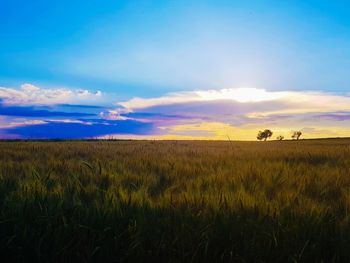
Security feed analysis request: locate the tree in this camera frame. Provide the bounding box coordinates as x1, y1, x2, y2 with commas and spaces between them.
276, 135, 284, 141
257, 129, 273, 141
291, 131, 302, 140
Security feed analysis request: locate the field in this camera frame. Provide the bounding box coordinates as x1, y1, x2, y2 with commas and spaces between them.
1, 139, 350, 262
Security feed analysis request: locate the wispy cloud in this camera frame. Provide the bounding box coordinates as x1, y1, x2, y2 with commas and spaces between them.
0, 118, 47, 129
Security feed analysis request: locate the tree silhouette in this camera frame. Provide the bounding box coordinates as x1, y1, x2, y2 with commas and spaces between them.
276, 135, 284, 141
291, 131, 302, 140
257, 129, 273, 141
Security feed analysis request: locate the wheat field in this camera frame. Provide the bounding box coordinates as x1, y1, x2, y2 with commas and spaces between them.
1, 139, 350, 262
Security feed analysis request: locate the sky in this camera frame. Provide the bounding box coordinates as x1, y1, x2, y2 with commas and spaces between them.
1, 0, 350, 140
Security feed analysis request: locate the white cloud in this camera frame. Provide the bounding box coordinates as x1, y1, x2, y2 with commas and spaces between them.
119, 87, 350, 117
99, 108, 130, 120
0, 83, 103, 106
119, 88, 288, 110
0, 118, 101, 129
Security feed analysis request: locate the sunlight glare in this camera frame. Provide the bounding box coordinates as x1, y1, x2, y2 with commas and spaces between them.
197, 88, 287, 103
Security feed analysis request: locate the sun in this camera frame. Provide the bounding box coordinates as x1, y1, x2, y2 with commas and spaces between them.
197, 87, 287, 103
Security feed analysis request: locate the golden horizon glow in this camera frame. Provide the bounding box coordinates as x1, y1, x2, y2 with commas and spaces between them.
98, 122, 350, 141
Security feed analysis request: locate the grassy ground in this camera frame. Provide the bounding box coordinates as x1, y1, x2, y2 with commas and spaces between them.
1, 139, 350, 262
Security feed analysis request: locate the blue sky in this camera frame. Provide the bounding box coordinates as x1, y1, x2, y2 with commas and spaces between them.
1, 0, 350, 139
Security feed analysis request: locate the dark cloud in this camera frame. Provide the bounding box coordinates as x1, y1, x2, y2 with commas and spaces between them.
121, 112, 200, 122
4, 119, 157, 139
0, 102, 98, 117
316, 112, 350, 121
118, 100, 291, 126
138, 100, 281, 115
133, 99, 289, 117
59, 104, 105, 109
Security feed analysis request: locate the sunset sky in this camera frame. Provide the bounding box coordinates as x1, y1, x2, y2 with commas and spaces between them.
1, 0, 350, 140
